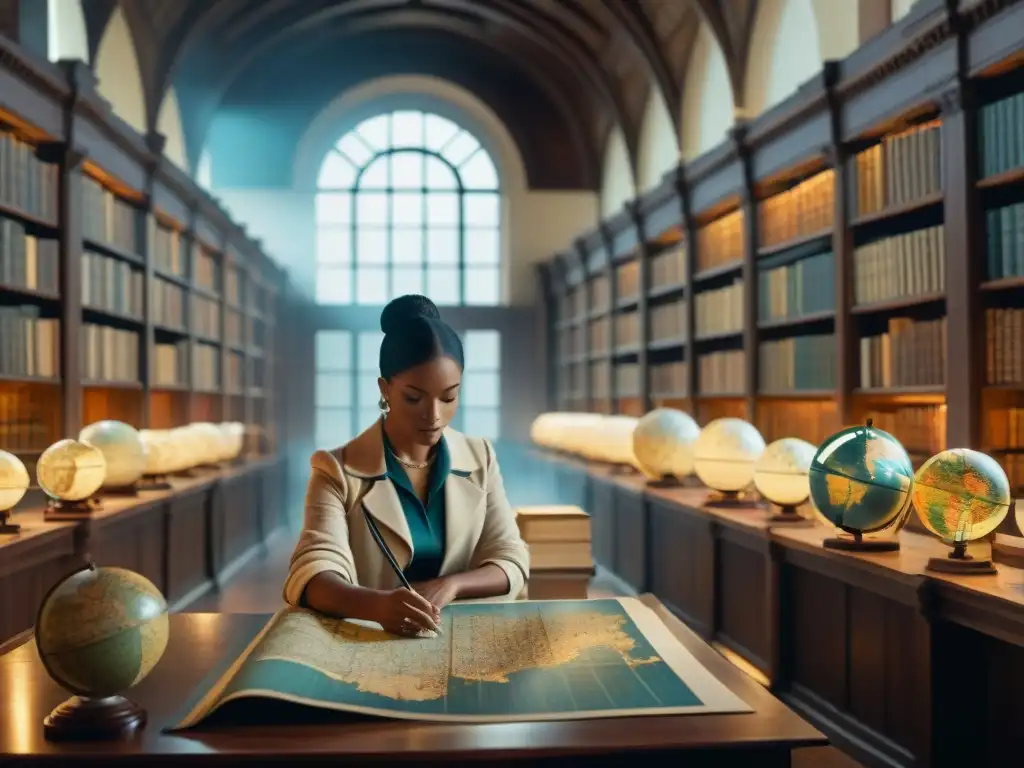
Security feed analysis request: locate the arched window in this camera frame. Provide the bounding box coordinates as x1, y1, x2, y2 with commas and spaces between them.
315, 110, 501, 306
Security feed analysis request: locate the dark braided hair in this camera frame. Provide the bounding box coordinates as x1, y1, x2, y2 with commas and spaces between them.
379, 294, 465, 380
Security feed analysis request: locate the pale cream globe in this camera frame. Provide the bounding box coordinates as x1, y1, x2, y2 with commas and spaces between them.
169, 427, 200, 471
79, 420, 147, 489
0, 450, 30, 512
596, 415, 639, 465
754, 437, 817, 507
139, 430, 176, 476
190, 422, 228, 464
36, 439, 107, 502
632, 409, 701, 481
693, 418, 766, 493
222, 422, 245, 460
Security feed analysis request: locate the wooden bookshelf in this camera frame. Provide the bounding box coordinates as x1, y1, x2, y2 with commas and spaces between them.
538, 1, 1024, 528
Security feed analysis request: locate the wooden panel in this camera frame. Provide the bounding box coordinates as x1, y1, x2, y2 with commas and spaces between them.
165, 488, 212, 605
716, 535, 771, 672
612, 483, 647, 592
646, 498, 714, 636
588, 476, 616, 571
89, 505, 167, 592
221, 472, 259, 567
0, 525, 78, 642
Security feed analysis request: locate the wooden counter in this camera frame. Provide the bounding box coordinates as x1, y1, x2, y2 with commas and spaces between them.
532, 450, 1024, 768
0, 457, 286, 644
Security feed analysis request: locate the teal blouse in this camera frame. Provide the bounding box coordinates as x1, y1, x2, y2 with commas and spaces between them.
382, 429, 449, 582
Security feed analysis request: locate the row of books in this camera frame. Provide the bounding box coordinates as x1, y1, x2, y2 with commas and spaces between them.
986, 308, 1024, 386
998, 454, 1024, 494
758, 251, 835, 322
615, 262, 640, 302
150, 220, 186, 277
565, 362, 584, 395
651, 361, 687, 397
699, 350, 744, 395
589, 317, 609, 352
0, 218, 59, 296
0, 130, 58, 223
225, 265, 242, 308
226, 309, 244, 348
985, 202, 1024, 282
853, 224, 946, 306
696, 209, 744, 273
590, 361, 610, 398
615, 362, 641, 397
81, 324, 138, 383
250, 358, 265, 391
81, 176, 138, 256
858, 316, 947, 389
650, 302, 686, 343
226, 352, 244, 395
989, 408, 1024, 453
759, 334, 836, 392
852, 121, 943, 218
695, 280, 743, 336
861, 405, 946, 457
193, 343, 222, 392
0, 389, 54, 452
0, 307, 59, 379
979, 90, 1024, 179
614, 311, 640, 349
757, 170, 835, 247
755, 400, 839, 446
590, 275, 610, 311
153, 340, 188, 388
195, 246, 221, 295
562, 286, 584, 321
192, 294, 221, 341
650, 246, 685, 287
153, 279, 187, 331
82, 250, 143, 320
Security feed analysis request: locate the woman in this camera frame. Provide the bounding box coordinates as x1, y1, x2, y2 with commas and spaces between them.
284, 294, 529, 636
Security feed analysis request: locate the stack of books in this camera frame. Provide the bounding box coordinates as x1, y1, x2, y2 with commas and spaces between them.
515, 506, 594, 600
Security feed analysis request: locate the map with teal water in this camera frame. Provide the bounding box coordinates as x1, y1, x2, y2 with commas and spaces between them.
172, 598, 750, 726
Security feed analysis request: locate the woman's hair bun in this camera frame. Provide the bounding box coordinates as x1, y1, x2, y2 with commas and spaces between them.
380, 294, 441, 334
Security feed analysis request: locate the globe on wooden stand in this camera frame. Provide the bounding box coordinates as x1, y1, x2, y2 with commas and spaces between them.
912, 448, 1011, 576
808, 420, 914, 553
753, 438, 817, 525
80, 420, 148, 497
693, 418, 766, 509
37, 439, 107, 520
137, 430, 175, 491
0, 449, 31, 534
632, 408, 700, 488
35, 562, 169, 741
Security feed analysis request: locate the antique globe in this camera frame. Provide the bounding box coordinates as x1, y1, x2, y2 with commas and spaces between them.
222, 422, 245, 460
599, 415, 639, 467
808, 420, 914, 551
912, 448, 1011, 574
693, 418, 766, 503
139, 429, 174, 476
36, 439, 107, 503
189, 422, 227, 466
36, 563, 169, 738
169, 426, 201, 471
632, 408, 700, 484
80, 420, 147, 490
0, 449, 30, 532
753, 437, 817, 521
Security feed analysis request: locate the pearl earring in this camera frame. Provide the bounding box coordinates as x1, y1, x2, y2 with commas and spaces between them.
378, 396, 390, 414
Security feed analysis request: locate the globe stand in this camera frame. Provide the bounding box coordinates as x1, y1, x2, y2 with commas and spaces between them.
645, 475, 682, 489
0, 510, 20, 534
44, 695, 146, 742
926, 542, 997, 575
138, 475, 173, 492
44, 497, 103, 521
704, 490, 763, 509
768, 505, 813, 525
823, 530, 899, 552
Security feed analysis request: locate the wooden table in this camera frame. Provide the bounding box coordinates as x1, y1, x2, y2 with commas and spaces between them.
0, 595, 825, 765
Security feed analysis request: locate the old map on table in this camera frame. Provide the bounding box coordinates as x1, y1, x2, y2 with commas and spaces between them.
171, 598, 751, 727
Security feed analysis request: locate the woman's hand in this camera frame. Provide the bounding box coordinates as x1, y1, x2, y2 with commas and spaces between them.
410, 577, 460, 611
372, 588, 441, 636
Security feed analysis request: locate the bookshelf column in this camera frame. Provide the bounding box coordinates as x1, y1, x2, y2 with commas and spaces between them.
940, 79, 984, 448
535, 263, 555, 410
139, 133, 166, 428
183, 205, 199, 418
628, 204, 652, 413
218, 231, 230, 419
572, 241, 592, 410
732, 125, 760, 422
597, 227, 617, 406
675, 171, 698, 400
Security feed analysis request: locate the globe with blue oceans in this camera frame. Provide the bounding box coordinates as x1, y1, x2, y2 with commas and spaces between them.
35, 565, 169, 698
809, 423, 914, 534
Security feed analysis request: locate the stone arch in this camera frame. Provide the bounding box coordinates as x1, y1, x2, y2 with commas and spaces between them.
156, 89, 189, 171
681, 21, 735, 161
744, 0, 824, 117
636, 89, 680, 194
47, 0, 88, 63
891, 0, 917, 22
600, 127, 634, 219
93, 5, 146, 134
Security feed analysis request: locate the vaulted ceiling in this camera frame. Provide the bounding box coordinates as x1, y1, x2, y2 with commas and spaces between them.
81, 0, 760, 187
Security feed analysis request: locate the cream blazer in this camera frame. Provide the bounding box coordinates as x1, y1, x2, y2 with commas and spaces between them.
284, 419, 530, 606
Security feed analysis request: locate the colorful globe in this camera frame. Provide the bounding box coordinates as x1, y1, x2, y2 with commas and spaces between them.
36, 565, 169, 698
80, 420, 147, 489
912, 449, 1011, 544
693, 418, 766, 492
632, 408, 700, 480
36, 439, 107, 502
809, 424, 914, 534
754, 437, 817, 507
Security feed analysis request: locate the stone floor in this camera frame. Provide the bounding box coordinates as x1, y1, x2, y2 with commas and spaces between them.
186, 531, 861, 768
